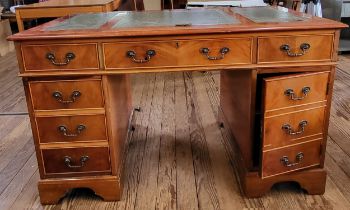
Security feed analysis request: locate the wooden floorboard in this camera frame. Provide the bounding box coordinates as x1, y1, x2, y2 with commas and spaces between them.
0, 52, 349, 209
174, 73, 199, 210
0, 52, 26, 114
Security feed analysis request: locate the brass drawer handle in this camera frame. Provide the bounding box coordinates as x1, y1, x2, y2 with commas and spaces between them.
284, 86, 311, 100
280, 43, 310, 57
46, 52, 75, 66
200, 47, 230, 60
126, 49, 156, 63
64, 155, 89, 168
280, 152, 304, 167
58, 124, 86, 137
282, 120, 308, 135
52, 90, 81, 104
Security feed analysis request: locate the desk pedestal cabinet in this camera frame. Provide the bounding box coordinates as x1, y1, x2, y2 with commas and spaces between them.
9, 8, 346, 204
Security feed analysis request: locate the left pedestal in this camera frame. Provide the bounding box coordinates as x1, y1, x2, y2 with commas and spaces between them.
22, 75, 132, 204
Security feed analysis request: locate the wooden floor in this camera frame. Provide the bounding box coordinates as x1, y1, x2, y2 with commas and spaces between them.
0, 51, 349, 209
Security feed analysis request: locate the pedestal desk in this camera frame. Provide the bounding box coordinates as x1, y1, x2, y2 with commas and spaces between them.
8, 8, 346, 204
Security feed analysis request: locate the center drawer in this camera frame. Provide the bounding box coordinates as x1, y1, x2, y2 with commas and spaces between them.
42, 146, 111, 176
35, 114, 108, 143
103, 38, 252, 69
178, 38, 252, 66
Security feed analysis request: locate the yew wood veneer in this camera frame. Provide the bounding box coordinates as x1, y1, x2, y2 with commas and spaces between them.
8, 7, 347, 204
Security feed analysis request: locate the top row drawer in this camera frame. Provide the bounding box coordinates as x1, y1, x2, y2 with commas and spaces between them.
103, 38, 252, 69
22, 43, 100, 71
21, 38, 253, 71
263, 71, 330, 112
20, 34, 334, 71
258, 34, 333, 63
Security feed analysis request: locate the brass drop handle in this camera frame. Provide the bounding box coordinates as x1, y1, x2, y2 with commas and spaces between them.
284, 87, 311, 100
46, 52, 75, 66
58, 124, 86, 137
52, 90, 81, 104
64, 155, 89, 168
280, 152, 304, 167
126, 49, 156, 63
200, 47, 230, 60
280, 43, 311, 57
282, 120, 308, 135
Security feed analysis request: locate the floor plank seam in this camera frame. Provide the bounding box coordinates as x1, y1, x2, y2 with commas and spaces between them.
8, 169, 40, 210
186, 72, 221, 210
0, 138, 35, 195
133, 73, 158, 209
0, 112, 29, 116
328, 135, 350, 159
182, 72, 202, 210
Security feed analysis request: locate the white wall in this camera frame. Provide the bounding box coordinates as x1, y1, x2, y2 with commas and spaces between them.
143, 0, 162, 10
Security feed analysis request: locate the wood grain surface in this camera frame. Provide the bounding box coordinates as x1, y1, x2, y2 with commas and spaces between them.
29, 79, 104, 111
103, 38, 252, 69
261, 139, 322, 178
258, 34, 334, 63
262, 106, 325, 150
263, 71, 330, 112
35, 114, 108, 143
21, 43, 99, 71
41, 146, 111, 176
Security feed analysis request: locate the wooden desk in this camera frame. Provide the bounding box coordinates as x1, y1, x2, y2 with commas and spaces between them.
8, 7, 346, 204
15, 0, 121, 31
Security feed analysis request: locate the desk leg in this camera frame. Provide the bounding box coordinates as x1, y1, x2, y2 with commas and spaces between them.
103, 74, 132, 175
220, 69, 257, 170
15, 10, 24, 32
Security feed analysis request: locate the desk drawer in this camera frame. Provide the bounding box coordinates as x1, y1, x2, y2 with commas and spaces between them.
103, 38, 252, 69
42, 146, 111, 176
36, 114, 108, 143
258, 34, 333, 63
179, 38, 252, 66
261, 140, 321, 178
29, 79, 104, 111
263, 107, 325, 150
22, 43, 99, 71
103, 41, 177, 69
263, 71, 330, 111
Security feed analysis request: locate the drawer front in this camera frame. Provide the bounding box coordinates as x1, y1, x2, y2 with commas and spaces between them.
261, 140, 321, 178
179, 38, 252, 66
36, 114, 107, 143
263, 107, 325, 150
42, 146, 111, 175
29, 79, 104, 110
103, 41, 177, 69
263, 71, 329, 111
258, 34, 333, 63
103, 38, 252, 69
22, 43, 99, 71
